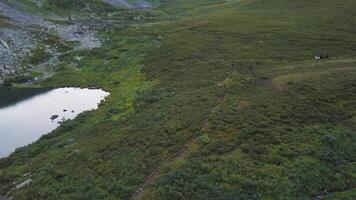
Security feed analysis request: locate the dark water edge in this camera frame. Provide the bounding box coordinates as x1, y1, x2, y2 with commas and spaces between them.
0, 87, 50, 109
0, 87, 109, 158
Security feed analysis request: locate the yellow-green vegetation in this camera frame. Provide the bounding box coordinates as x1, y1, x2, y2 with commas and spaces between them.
1, 0, 356, 199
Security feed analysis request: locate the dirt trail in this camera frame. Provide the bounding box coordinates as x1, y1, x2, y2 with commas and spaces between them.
131, 65, 235, 199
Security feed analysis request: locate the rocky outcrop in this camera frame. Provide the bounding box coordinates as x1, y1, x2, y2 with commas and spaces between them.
0, 27, 36, 76
0, 195, 10, 200
102, 0, 133, 8
102, 0, 154, 9
0, 0, 101, 84
134, 0, 154, 8
0, 0, 101, 49
15, 179, 32, 189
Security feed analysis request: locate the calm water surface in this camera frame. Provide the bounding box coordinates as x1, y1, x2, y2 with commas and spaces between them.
0, 87, 109, 158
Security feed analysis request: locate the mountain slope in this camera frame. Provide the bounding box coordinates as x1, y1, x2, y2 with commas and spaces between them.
103, 0, 158, 8
0, 0, 356, 199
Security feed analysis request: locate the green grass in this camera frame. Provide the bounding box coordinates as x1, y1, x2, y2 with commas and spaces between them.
0, 0, 356, 199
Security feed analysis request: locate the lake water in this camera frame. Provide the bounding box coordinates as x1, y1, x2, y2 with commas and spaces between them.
0, 87, 109, 158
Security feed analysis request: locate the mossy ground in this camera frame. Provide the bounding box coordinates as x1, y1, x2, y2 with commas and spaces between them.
1, 0, 356, 199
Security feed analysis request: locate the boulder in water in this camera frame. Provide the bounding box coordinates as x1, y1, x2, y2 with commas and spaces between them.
50, 115, 59, 120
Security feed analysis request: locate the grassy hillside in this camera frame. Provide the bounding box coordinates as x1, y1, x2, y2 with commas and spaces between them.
1, 0, 356, 199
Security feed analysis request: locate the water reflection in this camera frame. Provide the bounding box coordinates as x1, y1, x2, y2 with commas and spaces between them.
0, 87, 109, 158
0, 87, 49, 109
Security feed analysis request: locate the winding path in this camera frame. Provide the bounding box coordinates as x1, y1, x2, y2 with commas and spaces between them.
131, 61, 236, 199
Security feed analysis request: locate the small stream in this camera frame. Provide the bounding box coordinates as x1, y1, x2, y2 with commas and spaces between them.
0, 87, 109, 158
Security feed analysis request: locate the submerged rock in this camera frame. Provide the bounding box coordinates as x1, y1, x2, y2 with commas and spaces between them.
50, 115, 59, 120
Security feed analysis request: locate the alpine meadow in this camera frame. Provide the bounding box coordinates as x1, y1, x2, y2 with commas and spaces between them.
0, 0, 355, 200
